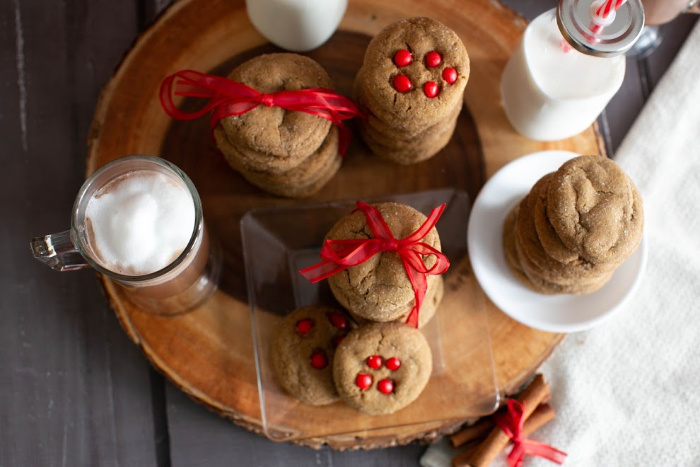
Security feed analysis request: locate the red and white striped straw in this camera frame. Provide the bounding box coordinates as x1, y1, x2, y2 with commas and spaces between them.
595, 0, 627, 19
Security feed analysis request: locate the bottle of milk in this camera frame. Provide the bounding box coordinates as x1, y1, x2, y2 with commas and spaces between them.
501, 0, 644, 141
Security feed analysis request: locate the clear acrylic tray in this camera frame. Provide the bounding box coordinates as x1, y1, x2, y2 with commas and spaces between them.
241, 189, 498, 442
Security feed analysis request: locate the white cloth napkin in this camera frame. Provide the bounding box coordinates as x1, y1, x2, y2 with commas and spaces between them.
422, 21, 700, 467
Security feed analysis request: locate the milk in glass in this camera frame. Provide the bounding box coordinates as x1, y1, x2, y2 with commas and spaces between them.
500, 0, 643, 141
501, 10, 625, 141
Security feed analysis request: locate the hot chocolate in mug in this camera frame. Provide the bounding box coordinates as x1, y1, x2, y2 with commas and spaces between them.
30, 155, 222, 315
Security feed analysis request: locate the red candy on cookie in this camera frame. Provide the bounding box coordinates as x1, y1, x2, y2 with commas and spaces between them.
385, 357, 401, 371
295, 318, 314, 335
332, 335, 345, 347
423, 81, 439, 98
310, 350, 329, 369
425, 51, 442, 68
442, 67, 458, 84
366, 355, 383, 369
393, 74, 413, 92
328, 311, 348, 330
377, 379, 394, 394
356, 373, 373, 390
393, 49, 413, 67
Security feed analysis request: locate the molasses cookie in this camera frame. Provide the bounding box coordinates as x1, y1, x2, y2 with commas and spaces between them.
359, 106, 460, 164
532, 176, 580, 264
215, 53, 333, 171
546, 155, 644, 265
503, 155, 644, 295
271, 305, 353, 406
346, 275, 444, 328
354, 17, 469, 163
220, 126, 341, 198
516, 174, 617, 285
515, 236, 614, 295
325, 202, 444, 323
505, 195, 610, 295
355, 18, 469, 129
333, 322, 432, 415
503, 204, 533, 290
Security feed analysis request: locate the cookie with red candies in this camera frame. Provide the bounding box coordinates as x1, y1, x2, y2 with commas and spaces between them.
333, 322, 432, 415
353, 17, 469, 163
271, 305, 353, 405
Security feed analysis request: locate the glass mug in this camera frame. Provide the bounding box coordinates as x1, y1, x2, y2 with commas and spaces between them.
627, 0, 700, 58
30, 155, 222, 315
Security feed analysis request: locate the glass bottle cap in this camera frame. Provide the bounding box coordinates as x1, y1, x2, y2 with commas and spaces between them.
557, 0, 644, 57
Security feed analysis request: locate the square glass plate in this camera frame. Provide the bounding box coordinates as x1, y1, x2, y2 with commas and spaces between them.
241, 189, 498, 442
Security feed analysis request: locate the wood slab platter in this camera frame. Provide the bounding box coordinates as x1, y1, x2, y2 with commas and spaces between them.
87, 0, 603, 450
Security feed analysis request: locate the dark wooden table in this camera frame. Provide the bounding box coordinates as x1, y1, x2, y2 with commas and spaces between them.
3, 1, 696, 465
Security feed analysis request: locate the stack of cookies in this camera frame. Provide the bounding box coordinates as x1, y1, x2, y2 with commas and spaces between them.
504, 155, 644, 294
272, 202, 445, 415
325, 202, 444, 328
353, 17, 470, 164
213, 53, 341, 198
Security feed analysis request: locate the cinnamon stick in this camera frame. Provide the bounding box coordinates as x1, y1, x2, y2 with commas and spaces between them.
449, 417, 494, 448
453, 374, 551, 467
522, 403, 556, 433
452, 403, 555, 467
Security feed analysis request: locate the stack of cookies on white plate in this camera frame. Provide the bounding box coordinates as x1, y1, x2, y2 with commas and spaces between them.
504, 155, 644, 294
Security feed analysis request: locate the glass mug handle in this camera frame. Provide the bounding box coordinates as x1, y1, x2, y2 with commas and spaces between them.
30, 230, 90, 271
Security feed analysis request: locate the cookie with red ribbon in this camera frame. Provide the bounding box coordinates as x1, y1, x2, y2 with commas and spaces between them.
271, 305, 353, 406
305, 201, 448, 325
159, 54, 363, 198
216, 53, 334, 171
333, 322, 432, 415
353, 17, 469, 163
346, 275, 444, 329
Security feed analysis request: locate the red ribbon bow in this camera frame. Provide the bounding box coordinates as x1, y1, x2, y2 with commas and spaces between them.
159, 69, 364, 155
494, 399, 568, 467
299, 201, 450, 328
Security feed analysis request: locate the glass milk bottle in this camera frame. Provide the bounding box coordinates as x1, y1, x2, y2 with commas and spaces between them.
246, 0, 347, 52
501, 0, 644, 141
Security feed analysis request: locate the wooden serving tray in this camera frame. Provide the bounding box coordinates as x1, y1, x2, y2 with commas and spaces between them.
87, 0, 602, 450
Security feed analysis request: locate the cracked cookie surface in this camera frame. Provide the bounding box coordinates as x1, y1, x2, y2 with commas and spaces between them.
546, 155, 644, 265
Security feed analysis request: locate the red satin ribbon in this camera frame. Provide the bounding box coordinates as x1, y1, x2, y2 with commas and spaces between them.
159, 69, 364, 155
494, 399, 568, 467
299, 201, 450, 328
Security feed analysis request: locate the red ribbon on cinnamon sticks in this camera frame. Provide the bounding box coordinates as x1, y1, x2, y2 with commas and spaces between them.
299, 201, 450, 328
494, 399, 568, 467
159, 69, 364, 155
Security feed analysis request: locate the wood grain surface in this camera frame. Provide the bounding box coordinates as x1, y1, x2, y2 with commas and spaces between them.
2, 0, 696, 464
86, 0, 599, 449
